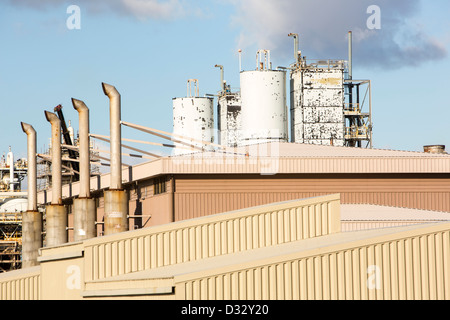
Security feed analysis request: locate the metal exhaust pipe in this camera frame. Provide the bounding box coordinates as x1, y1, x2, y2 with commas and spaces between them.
348, 31, 352, 80
44, 111, 67, 246
7, 147, 14, 191
72, 98, 96, 241
102, 83, 128, 235
102, 83, 122, 190
71, 99, 90, 198
44, 111, 62, 204
215, 64, 224, 93
21, 123, 37, 211
288, 33, 299, 65
21, 122, 42, 267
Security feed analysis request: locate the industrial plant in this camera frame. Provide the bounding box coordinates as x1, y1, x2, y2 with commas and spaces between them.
0, 32, 449, 300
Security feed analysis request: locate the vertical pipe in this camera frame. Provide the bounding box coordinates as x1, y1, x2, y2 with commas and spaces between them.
21, 122, 42, 267
72, 98, 96, 241
170, 176, 175, 222
102, 83, 122, 190
356, 83, 361, 147
215, 65, 224, 93
238, 49, 242, 72
288, 33, 299, 65
71, 99, 90, 198
102, 82, 128, 235
21, 124, 37, 211
54, 104, 79, 178
44, 111, 62, 204
44, 111, 67, 246
7, 147, 14, 191
348, 31, 352, 80
347, 31, 355, 146
369, 80, 373, 149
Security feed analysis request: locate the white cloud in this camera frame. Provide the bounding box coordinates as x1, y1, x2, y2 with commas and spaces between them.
227, 0, 447, 69
121, 0, 185, 20
7, 0, 187, 21
8, 0, 447, 68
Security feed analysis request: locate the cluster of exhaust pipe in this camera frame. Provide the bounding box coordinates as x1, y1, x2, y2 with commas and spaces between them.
20, 83, 128, 268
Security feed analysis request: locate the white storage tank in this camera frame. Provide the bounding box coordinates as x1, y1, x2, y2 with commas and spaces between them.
240, 50, 288, 146
172, 79, 214, 155
0, 198, 27, 213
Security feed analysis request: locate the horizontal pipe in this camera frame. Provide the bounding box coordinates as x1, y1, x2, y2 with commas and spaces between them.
55, 148, 131, 167
121, 121, 247, 156
121, 121, 220, 150
90, 134, 161, 158
37, 152, 98, 167
90, 133, 191, 150
94, 149, 155, 160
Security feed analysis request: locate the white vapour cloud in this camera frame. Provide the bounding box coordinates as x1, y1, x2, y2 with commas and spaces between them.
227, 0, 447, 69
8, 0, 447, 68
7, 0, 186, 20
120, 0, 185, 20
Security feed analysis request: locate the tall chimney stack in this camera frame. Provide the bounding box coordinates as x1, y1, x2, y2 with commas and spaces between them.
72, 99, 97, 241
102, 83, 128, 235
44, 111, 67, 246
21, 122, 42, 267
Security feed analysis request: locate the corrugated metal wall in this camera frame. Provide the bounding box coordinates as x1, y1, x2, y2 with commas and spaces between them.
84, 195, 340, 281
0, 267, 40, 300
177, 228, 450, 300
176, 192, 450, 220
163, 156, 450, 175
174, 176, 450, 220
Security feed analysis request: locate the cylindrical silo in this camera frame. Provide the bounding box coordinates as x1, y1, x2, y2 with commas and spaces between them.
172, 80, 214, 155
290, 67, 303, 143
239, 51, 288, 145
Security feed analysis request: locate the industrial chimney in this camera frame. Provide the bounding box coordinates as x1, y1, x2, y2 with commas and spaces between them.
21, 122, 42, 268
44, 111, 68, 246
72, 98, 96, 241
102, 83, 128, 235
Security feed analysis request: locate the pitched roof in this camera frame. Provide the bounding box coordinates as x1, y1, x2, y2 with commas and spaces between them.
38, 142, 450, 203
341, 204, 450, 221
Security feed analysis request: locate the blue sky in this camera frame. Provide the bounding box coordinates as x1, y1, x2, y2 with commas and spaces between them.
1, 0, 449, 163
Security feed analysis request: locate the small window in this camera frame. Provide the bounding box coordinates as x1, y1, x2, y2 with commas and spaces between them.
153, 177, 167, 195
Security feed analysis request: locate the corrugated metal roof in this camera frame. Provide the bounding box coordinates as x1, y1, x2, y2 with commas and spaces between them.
341, 204, 450, 221
272, 142, 449, 158
38, 141, 450, 203
170, 142, 450, 158
83, 222, 449, 283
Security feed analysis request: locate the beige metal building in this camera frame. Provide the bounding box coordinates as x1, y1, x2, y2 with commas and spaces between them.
0, 193, 449, 300
1, 141, 450, 300
34, 141, 450, 241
